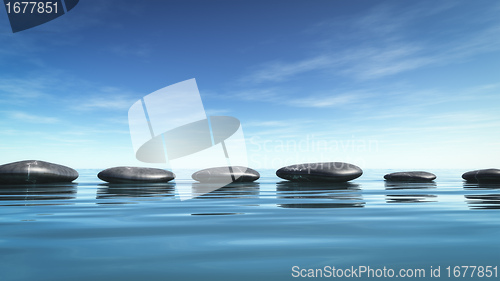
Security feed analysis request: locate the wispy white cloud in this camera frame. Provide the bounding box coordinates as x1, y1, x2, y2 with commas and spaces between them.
0, 76, 54, 102
0, 72, 141, 112
75, 95, 136, 111
376, 121, 500, 138
343, 83, 500, 125
286, 92, 364, 108
204, 108, 232, 116
243, 119, 316, 139
351, 1, 457, 38
240, 2, 500, 83
242, 55, 338, 83
42, 135, 95, 145
247, 127, 302, 139
4, 111, 60, 124
340, 44, 433, 80
70, 87, 139, 111
110, 44, 152, 58
231, 87, 283, 102
244, 120, 293, 127
424, 112, 500, 124
60, 127, 130, 136
243, 27, 500, 83
240, 82, 500, 144
213, 86, 365, 109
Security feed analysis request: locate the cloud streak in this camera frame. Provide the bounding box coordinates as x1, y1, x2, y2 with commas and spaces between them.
5, 111, 60, 124
286, 92, 364, 108
74, 94, 137, 111
0, 76, 53, 102
214, 87, 365, 109
240, 2, 500, 83
242, 55, 339, 84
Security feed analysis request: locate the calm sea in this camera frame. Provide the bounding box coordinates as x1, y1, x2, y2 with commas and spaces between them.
1, 169, 499, 281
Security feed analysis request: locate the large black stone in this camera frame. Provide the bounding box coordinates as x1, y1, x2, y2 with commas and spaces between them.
384, 171, 436, 182
462, 169, 500, 183
276, 162, 362, 182
192, 166, 260, 183
98, 167, 175, 183
0, 160, 78, 185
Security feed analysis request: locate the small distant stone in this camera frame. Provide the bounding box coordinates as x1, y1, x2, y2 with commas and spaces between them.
384, 171, 436, 182
0, 160, 78, 185
276, 162, 362, 182
462, 169, 500, 183
192, 166, 260, 183
98, 167, 175, 183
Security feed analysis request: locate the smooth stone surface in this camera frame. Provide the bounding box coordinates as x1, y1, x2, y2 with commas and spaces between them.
384, 171, 436, 182
276, 162, 362, 182
462, 169, 500, 183
0, 160, 79, 185
98, 167, 175, 183
192, 166, 260, 183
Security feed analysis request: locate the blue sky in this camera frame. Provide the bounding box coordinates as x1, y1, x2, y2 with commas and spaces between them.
0, 0, 499, 170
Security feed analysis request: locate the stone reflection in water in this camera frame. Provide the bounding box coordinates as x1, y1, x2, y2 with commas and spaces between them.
191, 212, 244, 216
0, 183, 77, 206
191, 182, 260, 199
276, 181, 364, 208
187, 183, 259, 216
385, 181, 437, 190
463, 182, 500, 210
385, 181, 437, 203
97, 183, 175, 201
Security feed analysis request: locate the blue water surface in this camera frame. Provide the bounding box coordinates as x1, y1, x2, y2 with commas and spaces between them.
0, 169, 499, 281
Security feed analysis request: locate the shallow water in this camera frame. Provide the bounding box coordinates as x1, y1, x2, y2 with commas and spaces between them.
1, 169, 499, 281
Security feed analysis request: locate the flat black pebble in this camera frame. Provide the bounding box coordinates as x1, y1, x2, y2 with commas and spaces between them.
98, 167, 175, 183
276, 162, 362, 182
192, 166, 260, 183
384, 171, 436, 182
462, 169, 500, 183
0, 160, 78, 185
